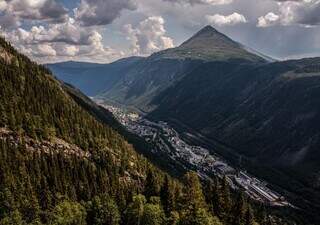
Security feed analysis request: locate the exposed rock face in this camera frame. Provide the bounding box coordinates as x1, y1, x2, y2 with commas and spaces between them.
0, 127, 91, 159
0, 46, 13, 64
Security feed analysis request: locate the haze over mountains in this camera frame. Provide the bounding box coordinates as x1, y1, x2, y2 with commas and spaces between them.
48, 26, 266, 112
48, 25, 320, 216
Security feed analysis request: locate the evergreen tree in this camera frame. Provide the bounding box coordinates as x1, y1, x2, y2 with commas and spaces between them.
144, 169, 160, 199
141, 201, 165, 225
231, 194, 247, 225
180, 172, 223, 225
86, 195, 120, 225
167, 211, 180, 225
219, 177, 232, 222
160, 175, 175, 215
125, 195, 146, 225
183, 172, 206, 209
0, 210, 26, 225
50, 200, 86, 225
245, 205, 258, 225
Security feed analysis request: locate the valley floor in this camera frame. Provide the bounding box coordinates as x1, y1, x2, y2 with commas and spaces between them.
98, 103, 291, 208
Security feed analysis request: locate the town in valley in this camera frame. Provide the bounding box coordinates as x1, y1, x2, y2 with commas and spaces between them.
97, 101, 291, 208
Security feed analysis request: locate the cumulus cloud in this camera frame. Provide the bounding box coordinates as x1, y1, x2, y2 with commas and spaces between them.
62, 45, 79, 57
257, 12, 280, 27
74, 0, 137, 27
36, 44, 57, 57
0, 1, 7, 11
163, 0, 233, 6
2, 17, 124, 63
206, 13, 247, 26
0, 0, 68, 29
258, 0, 320, 27
13, 18, 101, 46
123, 16, 174, 55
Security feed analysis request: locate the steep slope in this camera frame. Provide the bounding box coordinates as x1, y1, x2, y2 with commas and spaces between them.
150, 58, 320, 210
0, 36, 165, 223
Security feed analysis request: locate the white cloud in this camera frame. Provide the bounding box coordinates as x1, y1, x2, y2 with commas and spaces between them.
0, 0, 68, 28
1, 17, 124, 63
206, 13, 247, 26
0, 0, 7, 11
8, 18, 94, 46
257, 12, 280, 27
37, 43, 57, 57
75, 0, 137, 26
124, 16, 174, 55
258, 0, 320, 27
63, 45, 79, 57
163, 0, 233, 6
200, 0, 233, 4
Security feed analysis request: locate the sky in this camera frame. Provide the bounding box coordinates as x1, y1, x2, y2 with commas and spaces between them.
0, 0, 320, 63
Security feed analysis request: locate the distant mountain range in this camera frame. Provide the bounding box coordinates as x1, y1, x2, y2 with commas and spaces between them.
48, 25, 320, 214
48, 26, 266, 112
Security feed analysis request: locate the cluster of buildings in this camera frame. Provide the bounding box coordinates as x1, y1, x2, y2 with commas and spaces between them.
99, 103, 291, 207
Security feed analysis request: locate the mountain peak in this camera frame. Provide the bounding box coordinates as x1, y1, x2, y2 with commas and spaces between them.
180, 25, 237, 49
154, 25, 266, 62
193, 25, 219, 36
149, 26, 267, 62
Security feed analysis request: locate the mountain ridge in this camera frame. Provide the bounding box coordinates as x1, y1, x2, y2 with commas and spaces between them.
48, 25, 267, 112
150, 25, 266, 62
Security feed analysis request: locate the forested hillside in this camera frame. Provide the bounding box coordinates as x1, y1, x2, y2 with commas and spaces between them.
150, 59, 320, 217
0, 37, 285, 225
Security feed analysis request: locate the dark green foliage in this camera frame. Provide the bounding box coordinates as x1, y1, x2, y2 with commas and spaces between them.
125, 195, 146, 225
86, 195, 120, 225
0, 210, 26, 225
160, 175, 176, 215
179, 172, 219, 225
144, 169, 160, 199
50, 200, 87, 225
141, 199, 166, 225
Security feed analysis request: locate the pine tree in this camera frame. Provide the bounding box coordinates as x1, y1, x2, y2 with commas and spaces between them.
219, 176, 232, 222
167, 211, 180, 225
245, 205, 258, 225
86, 194, 120, 225
0, 210, 26, 225
160, 175, 175, 215
141, 201, 166, 225
183, 172, 206, 209
50, 200, 87, 225
125, 195, 146, 225
144, 169, 160, 199
230, 193, 247, 225
180, 172, 223, 225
